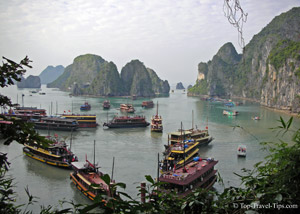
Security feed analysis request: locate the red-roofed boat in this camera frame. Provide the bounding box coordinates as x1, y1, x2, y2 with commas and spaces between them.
159, 157, 218, 197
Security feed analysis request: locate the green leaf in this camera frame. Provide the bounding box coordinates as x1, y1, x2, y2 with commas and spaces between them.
275, 193, 282, 201
145, 175, 154, 184
101, 174, 111, 185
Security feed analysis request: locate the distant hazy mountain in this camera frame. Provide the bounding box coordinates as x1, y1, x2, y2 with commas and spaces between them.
17, 75, 41, 88
39, 65, 64, 84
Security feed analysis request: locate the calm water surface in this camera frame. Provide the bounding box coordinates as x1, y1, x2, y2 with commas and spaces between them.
0, 85, 299, 211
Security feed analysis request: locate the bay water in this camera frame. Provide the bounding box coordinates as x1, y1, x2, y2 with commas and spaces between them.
0, 85, 299, 212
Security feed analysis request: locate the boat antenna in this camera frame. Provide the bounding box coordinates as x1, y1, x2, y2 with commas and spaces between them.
192, 110, 194, 130
70, 129, 73, 151
93, 140, 96, 171
157, 153, 160, 182
51, 101, 53, 116
182, 122, 186, 170
111, 156, 115, 181
56, 101, 58, 116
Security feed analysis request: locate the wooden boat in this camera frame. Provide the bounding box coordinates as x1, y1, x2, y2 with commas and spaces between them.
167, 128, 213, 148
103, 115, 150, 128
70, 141, 116, 201
80, 102, 91, 111
5, 106, 47, 122
223, 110, 238, 116
151, 102, 162, 132
61, 114, 98, 128
141, 101, 154, 108
120, 104, 135, 113
23, 136, 78, 168
103, 100, 110, 110
159, 157, 218, 197
162, 139, 200, 170
33, 117, 79, 131
237, 145, 246, 157
252, 116, 260, 120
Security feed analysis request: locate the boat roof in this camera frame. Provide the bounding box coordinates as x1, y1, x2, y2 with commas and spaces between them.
168, 130, 192, 136
71, 162, 88, 170
160, 159, 218, 186
41, 117, 77, 122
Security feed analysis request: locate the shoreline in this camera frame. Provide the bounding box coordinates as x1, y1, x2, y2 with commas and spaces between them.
188, 94, 299, 117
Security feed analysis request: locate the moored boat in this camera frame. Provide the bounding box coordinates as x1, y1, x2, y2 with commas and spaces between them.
23, 136, 78, 168
223, 110, 238, 116
70, 160, 114, 201
33, 117, 79, 131
159, 157, 218, 197
120, 104, 135, 113
61, 114, 98, 128
142, 101, 154, 108
252, 116, 260, 120
70, 141, 116, 201
103, 115, 150, 128
103, 100, 111, 110
237, 145, 246, 157
80, 102, 91, 111
151, 101, 163, 132
162, 139, 200, 170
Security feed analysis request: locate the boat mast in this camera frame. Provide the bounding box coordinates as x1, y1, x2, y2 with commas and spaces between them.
181, 122, 186, 169
192, 110, 194, 130
70, 129, 73, 151
93, 140, 96, 171
156, 101, 158, 116
157, 153, 160, 182
111, 156, 115, 181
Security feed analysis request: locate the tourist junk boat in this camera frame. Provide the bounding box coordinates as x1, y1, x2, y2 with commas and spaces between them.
5, 106, 47, 122
158, 157, 218, 197
237, 145, 247, 157
70, 141, 116, 201
151, 102, 163, 132
103, 115, 150, 128
33, 117, 79, 131
162, 136, 201, 170
141, 101, 154, 108
61, 114, 98, 128
103, 100, 111, 110
120, 104, 135, 113
23, 136, 78, 168
80, 102, 91, 111
223, 110, 238, 116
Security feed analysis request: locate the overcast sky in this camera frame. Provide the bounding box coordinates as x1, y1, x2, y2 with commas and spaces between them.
1, 0, 299, 86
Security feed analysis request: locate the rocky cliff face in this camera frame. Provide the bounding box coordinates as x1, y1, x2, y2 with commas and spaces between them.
39, 65, 64, 84
121, 60, 154, 97
147, 68, 170, 95
189, 7, 300, 113
17, 75, 41, 88
47, 55, 169, 97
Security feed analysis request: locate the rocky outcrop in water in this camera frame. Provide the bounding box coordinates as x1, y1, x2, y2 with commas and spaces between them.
176, 82, 185, 90
17, 75, 41, 88
188, 7, 300, 113
47, 54, 169, 97
39, 65, 64, 84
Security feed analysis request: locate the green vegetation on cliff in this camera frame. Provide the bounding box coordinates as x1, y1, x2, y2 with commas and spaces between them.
190, 7, 300, 113
47, 55, 169, 97
188, 80, 208, 95
268, 39, 300, 70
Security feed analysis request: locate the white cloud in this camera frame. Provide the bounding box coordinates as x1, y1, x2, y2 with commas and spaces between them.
0, 0, 299, 85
